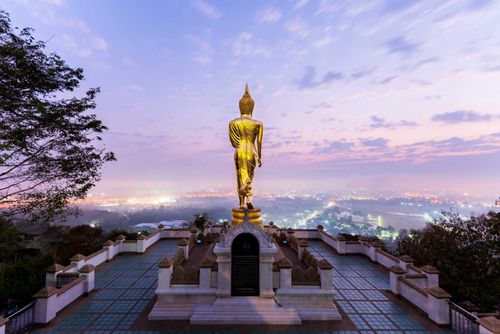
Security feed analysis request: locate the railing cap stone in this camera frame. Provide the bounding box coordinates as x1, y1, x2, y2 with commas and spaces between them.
115, 235, 126, 241
200, 257, 213, 268
46, 263, 64, 273
178, 239, 188, 246
158, 258, 171, 268
278, 258, 292, 269
420, 265, 440, 274
427, 286, 451, 299
70, 254, 85, 261
399, 255, 415, 262
389, 265, 406, 274
102, 240, 114, 246
137, 234, 146, 240
318, 259, 333, 270
79, 264, 95, 273
0, 316, 7, 326
33, 286, 57, 298
478, 316, 500, 333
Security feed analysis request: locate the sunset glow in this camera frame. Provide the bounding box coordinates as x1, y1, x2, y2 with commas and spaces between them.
3, 0, 500, 199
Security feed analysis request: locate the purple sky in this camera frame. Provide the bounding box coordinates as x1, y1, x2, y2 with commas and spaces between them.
3, 0, 500, 198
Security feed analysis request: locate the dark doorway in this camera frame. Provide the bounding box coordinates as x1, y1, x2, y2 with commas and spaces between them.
231, 233, 259, 296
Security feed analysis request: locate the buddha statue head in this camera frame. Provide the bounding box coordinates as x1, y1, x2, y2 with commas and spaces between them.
239, 83, 255, 116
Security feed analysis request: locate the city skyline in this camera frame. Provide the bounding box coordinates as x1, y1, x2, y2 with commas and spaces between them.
3, 0, 500, 198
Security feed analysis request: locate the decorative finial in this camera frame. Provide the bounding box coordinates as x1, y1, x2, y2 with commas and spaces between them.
239, 83, 255, 115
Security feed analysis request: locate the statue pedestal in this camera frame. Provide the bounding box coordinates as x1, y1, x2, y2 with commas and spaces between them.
231, 208, 262, 225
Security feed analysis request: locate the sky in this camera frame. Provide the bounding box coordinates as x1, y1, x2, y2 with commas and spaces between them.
2, 0, 500, 199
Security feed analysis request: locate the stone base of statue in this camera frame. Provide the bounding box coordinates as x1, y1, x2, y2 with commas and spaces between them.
149, 218, 341, 324
231, 208, 262, 225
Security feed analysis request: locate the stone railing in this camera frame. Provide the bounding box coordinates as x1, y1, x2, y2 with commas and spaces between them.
34, 227, 169, 324
314, 226, 452, 325
389, 264, 451, 325
32, 224, 455, 327
34, 264, 95, 324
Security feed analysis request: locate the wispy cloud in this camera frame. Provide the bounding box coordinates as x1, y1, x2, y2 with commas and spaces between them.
257, 7, 282, 23
385, 37, 420, 55
431, 110, 494, 124
369, 116, 418, 129
186, 33, 214, 64
230, 32, 272, 58
350, 68, 375, 80
190, 0, 221, 19
284, 17, 310, 38
373, 75, 399, 85
297, 66, 343, 89
361, 137, 389, 148
310, 132, 500, 166
294, 0, 309, 10
314, 140, 353, 154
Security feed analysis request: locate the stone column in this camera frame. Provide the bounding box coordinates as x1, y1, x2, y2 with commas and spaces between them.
69, 254, 85, 270
45, 263, 64, 287
278, 258, 292, 290
158, 258, 172, 290
319, 259, 333, 290
33, 286, 58, 324
478, 316, 500, 334
114, 235, 126, 253
259, 252, 275, 298
178, 239, 189, 261
136, 234, 146, 253
298, 239, 309, 260
336, 236, 346, 254
427, 287, 451, 325
199, 258, 212, 290
215, 253, 231, 297
420, 265, 439, 288
102, 240, 115, 261
369, 242, 382, 262
79, 264, 95, 293
389, 265, 406, 295
398, 255, 415, 271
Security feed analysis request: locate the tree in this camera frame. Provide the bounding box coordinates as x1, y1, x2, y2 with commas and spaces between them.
394, 211, 500, 310
0, 10, 115, 223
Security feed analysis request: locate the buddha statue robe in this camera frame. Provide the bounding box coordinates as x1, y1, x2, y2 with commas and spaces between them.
229, 115, 263, 209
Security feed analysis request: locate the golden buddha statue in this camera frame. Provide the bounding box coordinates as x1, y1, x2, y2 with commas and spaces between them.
229, 84, 263, 209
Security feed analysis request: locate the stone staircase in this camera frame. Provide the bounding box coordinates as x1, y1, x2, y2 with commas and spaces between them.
190, 297, 302, 325
148, 301, 198, 320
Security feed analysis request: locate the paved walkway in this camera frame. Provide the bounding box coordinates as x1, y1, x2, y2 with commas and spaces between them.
33, 239, 453, 334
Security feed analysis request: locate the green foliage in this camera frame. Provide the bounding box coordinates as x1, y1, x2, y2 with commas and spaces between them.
39, 224, 108, 265
0, 222, 147, 307
0, 252, 53, 305
0, 10, 115, 223
394, 211, 500, 310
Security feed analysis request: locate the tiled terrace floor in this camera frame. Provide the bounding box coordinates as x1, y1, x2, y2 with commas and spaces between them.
34, 239, 453, 334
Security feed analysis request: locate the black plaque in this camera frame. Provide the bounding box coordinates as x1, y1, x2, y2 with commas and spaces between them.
231, 233, 259, 296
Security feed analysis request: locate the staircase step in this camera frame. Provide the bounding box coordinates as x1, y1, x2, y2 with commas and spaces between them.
190, 297, 302, 325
